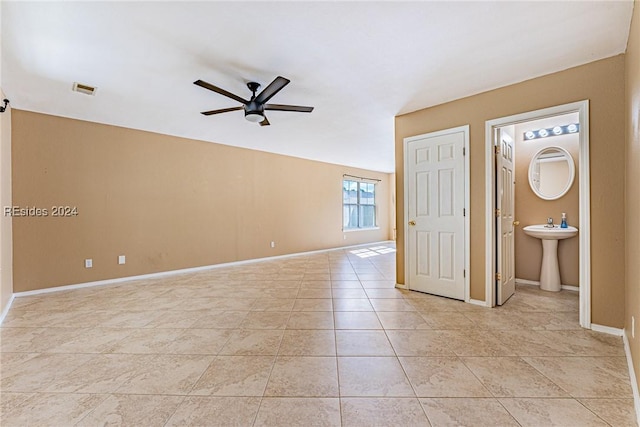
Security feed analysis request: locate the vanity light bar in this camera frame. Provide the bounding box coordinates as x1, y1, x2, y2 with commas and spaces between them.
524, 123, 579, 140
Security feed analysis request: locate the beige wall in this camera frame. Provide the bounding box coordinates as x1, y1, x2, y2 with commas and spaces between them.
0, 89, 13, 314
395, 55, 626, 328
514, 116, 579, 287
11, 110, 391, 292
625, 0, 640, 409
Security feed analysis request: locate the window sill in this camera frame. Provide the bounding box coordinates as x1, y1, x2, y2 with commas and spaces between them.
343, 227, 380, 233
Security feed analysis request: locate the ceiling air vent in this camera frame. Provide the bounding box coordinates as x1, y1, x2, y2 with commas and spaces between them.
72, 82, 97, 96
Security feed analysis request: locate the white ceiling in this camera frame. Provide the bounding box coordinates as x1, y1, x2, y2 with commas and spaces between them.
1, 1, 634, 173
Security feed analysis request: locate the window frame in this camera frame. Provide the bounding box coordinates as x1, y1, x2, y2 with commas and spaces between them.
342, 178, 378, 231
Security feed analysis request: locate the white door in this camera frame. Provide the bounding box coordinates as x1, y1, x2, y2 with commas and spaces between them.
496, 128, 516, 305
406, 127, 466, 300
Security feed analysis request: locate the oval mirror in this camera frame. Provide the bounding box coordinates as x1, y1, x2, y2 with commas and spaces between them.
528, 146, 575, 200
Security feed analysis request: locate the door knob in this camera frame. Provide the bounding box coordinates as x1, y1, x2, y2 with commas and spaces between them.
408, 220, 416, 226
513, 220, 520, 226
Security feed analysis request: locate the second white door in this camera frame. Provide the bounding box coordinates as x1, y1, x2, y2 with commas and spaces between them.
405, 126, 467, 300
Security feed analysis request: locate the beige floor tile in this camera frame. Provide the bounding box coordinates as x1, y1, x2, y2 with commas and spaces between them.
493, 329, 574, 356
1, 353, 95, 392
330, 280, 362, 289
293, 298, 333, 312
498, 398, 608, 426
578, 398, 638, 426
461, 357, 568, 397
400, 357, 492, 397
1, 392, 107, 426
287, 312, 335, 329
239, 311, 290, 329
386, 330, 454, 356
105, 328, 184, 354
364, 288, 406, 298
190, 355, 274, 396
297, 288, 333, 299
165, 396, 261, 426
332, 288, 368, 299
191, 310, 249, 329
44, 354, 151, 393
164, 328, 233, 354
218, 329, 284, 355
115, 354, 213, 395
251, 298, 296, 311
360, 280, 396, 289
377, 311, 431, 329
420, 397, 519, 426
0, 327, 85, 353
254, 397, 341, 427
523, 356, 633, 398
334, 311, 383, 329
278, 330, 336, 356
332, 299, 373, 312
77, 394, 184, 426
265, 356, 339, 397
338, 357, 414, 397
0, 392, 35, 420
300, 280, 332, 288
539, 330, 626, 356
419, 311, 479, 329
440, 330, 517, 357
335, 330, 395, 356
340, 397, 429, 426
370, 298, 416, 312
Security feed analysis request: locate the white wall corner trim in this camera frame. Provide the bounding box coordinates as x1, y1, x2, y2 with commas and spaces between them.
0, 294, 14, 324
468, 298, 489, 307
623, 332, 640, 426
590, 323, 624, 336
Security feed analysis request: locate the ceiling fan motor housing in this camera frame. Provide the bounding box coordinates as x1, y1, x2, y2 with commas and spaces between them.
244, 101, 265, 122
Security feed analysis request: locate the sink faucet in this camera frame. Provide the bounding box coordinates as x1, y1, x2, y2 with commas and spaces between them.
546, 217, 554, 228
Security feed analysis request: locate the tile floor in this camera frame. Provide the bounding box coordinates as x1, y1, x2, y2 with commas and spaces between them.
0, 243, 637, 426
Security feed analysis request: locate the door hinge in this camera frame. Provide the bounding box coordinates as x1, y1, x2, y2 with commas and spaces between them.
463, 147, 466, 156
495, 272, 502, 281
494, 145, 500, 154
463, 269, 466, 278
494, 208, 501, 217
463, 208, 466, 217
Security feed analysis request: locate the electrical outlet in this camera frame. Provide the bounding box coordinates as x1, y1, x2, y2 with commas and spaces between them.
118, 255, 126, 265
85, 259, 92, 268
270, 241, 275, 248
343, 235, 347, 240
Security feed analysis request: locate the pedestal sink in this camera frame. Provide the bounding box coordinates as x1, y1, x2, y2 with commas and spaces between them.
523, 224, 578, 292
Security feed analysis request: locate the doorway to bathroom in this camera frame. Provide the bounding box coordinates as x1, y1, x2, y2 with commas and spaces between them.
485, 100, 591, 328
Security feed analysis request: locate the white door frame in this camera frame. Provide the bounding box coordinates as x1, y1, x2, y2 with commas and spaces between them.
404, 125, 471, 302
484, 100, 591, 328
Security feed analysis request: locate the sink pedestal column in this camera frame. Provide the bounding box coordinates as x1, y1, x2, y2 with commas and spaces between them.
540, 239, 562, 292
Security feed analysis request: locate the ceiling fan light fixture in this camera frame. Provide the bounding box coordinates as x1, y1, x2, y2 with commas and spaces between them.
245, 111, 264, 123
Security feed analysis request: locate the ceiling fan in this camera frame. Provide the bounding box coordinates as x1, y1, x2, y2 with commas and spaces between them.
194, 76, 313, 126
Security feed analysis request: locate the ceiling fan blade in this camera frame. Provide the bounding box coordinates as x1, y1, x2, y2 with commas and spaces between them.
200, 106, 244, 116
194, 80, 248, 104
259, 115, 270, 126
265, 104, 314, 113
255, 76, 290, 104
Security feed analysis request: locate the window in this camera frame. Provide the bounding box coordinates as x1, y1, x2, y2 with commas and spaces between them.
343, 179, 376, 229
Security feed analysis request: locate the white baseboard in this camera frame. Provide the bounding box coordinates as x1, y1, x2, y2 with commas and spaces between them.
515, 278, 579, 292
0, 294, 15, 324
13, 240, 396, 298
394, 283, 407, 290
468, 298, 489, 307
623, 332, 640, 426
591, 323, 624, 336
